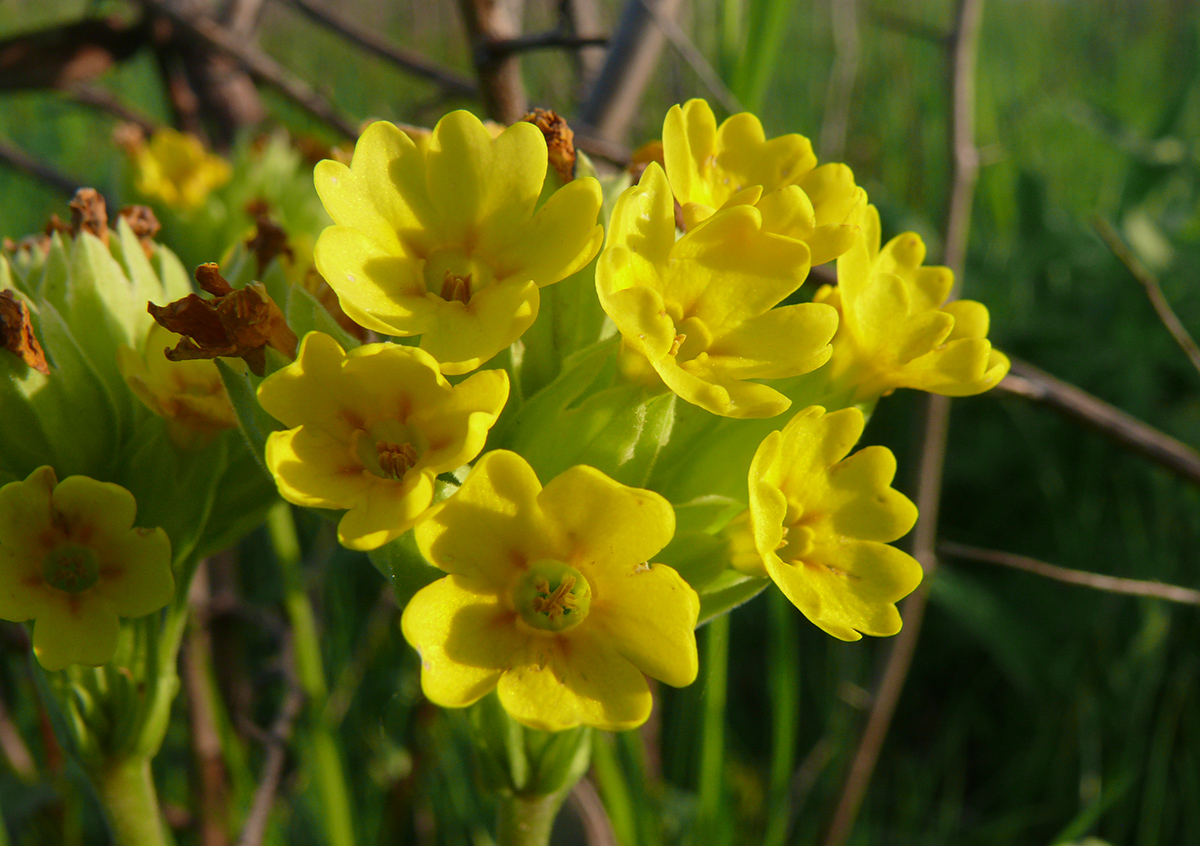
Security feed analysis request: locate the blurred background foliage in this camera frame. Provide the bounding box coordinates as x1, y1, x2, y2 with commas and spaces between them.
2, 0, 1200, 845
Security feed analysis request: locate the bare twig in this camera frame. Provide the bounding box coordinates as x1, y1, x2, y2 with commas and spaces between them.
458, 0, 528, 123
65, 84, 161, 133
820, 0, 861, 161
0, 136, 82, 197
576, 0, 684, 143
280, 0, 477, 96
0, 15, 150, 90
568, 778, 620, 846
637, 0, 743, 116
1094, 218, 1200, 378
940, 541, 1200, 606
823, 2, 984, 844
484, 30, 608, 58
234, 637, 305, 846
560, 0, 606, 89
138, 0, 358, 137
996, 357, 1200, 486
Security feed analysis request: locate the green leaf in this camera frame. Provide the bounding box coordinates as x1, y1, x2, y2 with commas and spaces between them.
286, 283, 361, 351
216, 359, 285, 470
367, 529, 442, 611
697, 569, 769, 624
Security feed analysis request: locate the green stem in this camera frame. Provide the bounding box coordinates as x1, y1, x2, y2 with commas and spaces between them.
496, 790, 568, 846
268, 503, 356, 846
764, 591, 800, 846
92, 756, 169, 846
697, 614, 730, 843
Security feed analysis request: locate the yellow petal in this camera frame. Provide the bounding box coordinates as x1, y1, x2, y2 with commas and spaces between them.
654, 356, 792, 418
0, 547, 45, 621
414, 368, 510, 469
426, 113, 545, 248
417, 278, 539, 375
900, 339, 1009, 396
488, 177, 604, 286
336, 472, 435, 551
0, 466, 56, 559
662, 100, 714, 205
715, 112, 816, 196
32, 598, 121, 671
415, 450, 552, 582
825, 447, 918, 542
52, 475, 137, 548
595, 274, 676, 360
97, 527, 173, 618
402, 575, 523, 707
799, 163, 863, 226
943, 299, 990, 341
539, 466, 675, 568
589, 560, 698, 687
706, 303, 836, 380
313, 225, 432, 336
606, 163, 676, 270
497, 628, 652, 731
265, 427, 373, 509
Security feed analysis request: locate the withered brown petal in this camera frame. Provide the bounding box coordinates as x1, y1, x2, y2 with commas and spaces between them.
0, 290, 51, 375
69, 188, 108, 242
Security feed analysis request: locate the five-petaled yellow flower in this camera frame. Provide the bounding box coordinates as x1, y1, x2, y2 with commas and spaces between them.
739, 405, 922, 640
663, 98, 864, 265
117, 323, 238, 449
597, 163, 837, 419
0, 466, 173, 671
257, 332, 509, 550
814, 205, 1010, 405
402, 450, 699, 731
128, 127, 232, 210
313, 111, 604, 374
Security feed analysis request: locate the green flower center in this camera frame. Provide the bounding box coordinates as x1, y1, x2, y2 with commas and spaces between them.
352, 420, 426, 480
514, 559, 592, 633
42, 543, 100, 593
423, 247, 495, 305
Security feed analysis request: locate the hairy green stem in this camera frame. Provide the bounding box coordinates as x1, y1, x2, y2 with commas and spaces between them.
496, 790, 568, 846
92, 756, 169, 846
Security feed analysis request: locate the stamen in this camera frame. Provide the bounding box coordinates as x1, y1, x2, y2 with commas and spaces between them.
440, 271, 472, 304
531, 575, 578, 621
376, 441, 418, 479
669, 333, 686, 357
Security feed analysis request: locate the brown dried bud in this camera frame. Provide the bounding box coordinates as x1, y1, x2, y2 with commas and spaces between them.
118, 206, 161, 260
0, 290, 50, 375
69, 188, 108, 243
148, 262, 298, 376
245, 214, 293, 275
522, 108, 576, 184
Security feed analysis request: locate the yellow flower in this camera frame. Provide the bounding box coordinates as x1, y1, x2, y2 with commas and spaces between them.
662, 98, 864, 264
257, 332, 509, 550
0, 466, 173, 671
741, 405, 922, 640
596, 163, 837, 419
402, 450, 699, 731
129, 128, 232, 210
116, 323, 237, 449
313, 112, 604, 374
814, 205, 1010, 404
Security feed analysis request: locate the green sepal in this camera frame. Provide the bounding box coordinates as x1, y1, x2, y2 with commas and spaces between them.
524, 724, 592, 796
108, 218, 168, 318
216, 358, 285, 471
152, 241, 195, 301
367, 529, 442, 611
514, 257, 605, 398
469, 691, 530, 793
697, 570, 769, 625
285, 282, 360, 351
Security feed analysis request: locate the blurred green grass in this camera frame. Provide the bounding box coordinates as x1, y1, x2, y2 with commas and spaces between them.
3, 1, 1200, 844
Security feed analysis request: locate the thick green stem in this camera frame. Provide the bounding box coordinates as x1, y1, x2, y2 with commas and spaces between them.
496, 790, 568, 846
92, 756, 169, 846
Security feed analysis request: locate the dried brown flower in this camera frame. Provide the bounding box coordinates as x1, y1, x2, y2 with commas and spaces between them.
522, 108, 576, 184
0, 290, 50, 375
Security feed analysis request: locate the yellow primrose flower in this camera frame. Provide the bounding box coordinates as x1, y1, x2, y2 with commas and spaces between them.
257, 332, 509, 550
662, 98, 865, 265
129, 128, 232, 210
813, 205, 1010, 404
596, 163, 837, 419
0, 466, 173, 671
402, 450, 699, 731
740, 405, 922, 640
313, 112, 604, 374
116, 323, 238, 449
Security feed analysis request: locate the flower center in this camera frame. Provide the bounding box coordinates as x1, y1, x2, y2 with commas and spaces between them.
352, 420, 425, 480
42, 543, 100, 593
423, 247, 495, 305
514, 559, 592, 633
376, 441, 418, 479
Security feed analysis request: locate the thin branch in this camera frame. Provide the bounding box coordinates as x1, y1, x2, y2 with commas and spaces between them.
997, 357, 1200, 488
568, 778, 619, 846
280, 0, 477, 97
1094, 218, 1200, 378
0, 136, 82, 197
820, 0, 861, 161
484, 30, 609, 58
458, 0, 528, 124
823, 2, 984, 844
637, 0, 743, 116
65, 84, 161, 133
940, 541, 1200, 606
234, 637, 305, 846
138, 0, 358, 138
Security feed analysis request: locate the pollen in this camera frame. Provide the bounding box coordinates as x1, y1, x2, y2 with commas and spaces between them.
669, 333, 687, 357
376, 441, 419, 479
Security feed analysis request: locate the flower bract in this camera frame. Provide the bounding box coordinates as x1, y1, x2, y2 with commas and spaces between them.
0, 466, 173, 671
402, 450, 699, 731
814, 205, 1010, 404
744, 405, 922, 640
662, 98, 865, 265
257, 332, 509, 550
313, 112, 604, 374
597, 162, 837, 419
